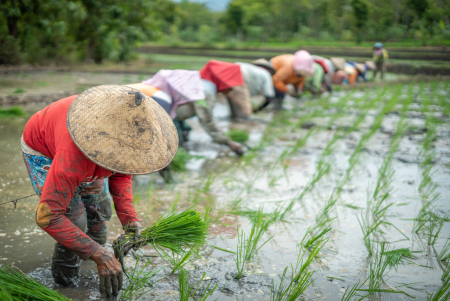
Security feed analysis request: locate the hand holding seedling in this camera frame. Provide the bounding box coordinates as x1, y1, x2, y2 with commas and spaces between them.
90, 246, 123, 298
227, 140, 244, 156
125, 221, 142, 250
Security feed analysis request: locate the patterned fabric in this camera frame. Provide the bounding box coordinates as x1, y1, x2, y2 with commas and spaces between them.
23, 153, 112, 240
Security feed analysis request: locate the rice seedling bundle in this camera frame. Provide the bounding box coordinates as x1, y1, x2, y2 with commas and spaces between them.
227, 129, 249, 143
114, 207, 207, 262
170, 147, 192, 171
0, 263, 71, 301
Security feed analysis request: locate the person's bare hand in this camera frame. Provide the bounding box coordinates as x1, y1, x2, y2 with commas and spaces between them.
90, 246, 123, 298
125, 221, 142, 249
227, 140, 244, 156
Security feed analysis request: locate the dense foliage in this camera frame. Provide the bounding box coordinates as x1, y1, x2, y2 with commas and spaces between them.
0, 0, 176, 65
170, 0, 450, 46
1, 0, 449, 65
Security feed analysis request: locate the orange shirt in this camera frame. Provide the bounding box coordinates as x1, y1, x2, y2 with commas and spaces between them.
126, 83, 160, 97
271, 55, 306, 93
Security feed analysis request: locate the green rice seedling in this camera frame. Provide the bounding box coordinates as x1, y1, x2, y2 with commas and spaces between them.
240, 149, 259, 167
427, 275, 450, 301
178, 269, 219, 301
0, 262, 72, 300
381, 248, 421, 270
120, 256, 161, 300
356, 243, 412, 297
244, 208, 275, 261
234, 229, 246, 279
114, 206, 207, 264
442, 265, 450, 282
201, 171, 216, 193
295, 157, 334, 202
227, 129, 249, 143
170, 147, 192, 171
292, 238, 327, 282
0, 106, 26, 117
269, 266, 314, 301
413, 203, 449, 246
357, 214, 378, 255
166, 244, 201, 274
438, 239, 450, 262
303, 191, 338, 248
341, 282, 367, 301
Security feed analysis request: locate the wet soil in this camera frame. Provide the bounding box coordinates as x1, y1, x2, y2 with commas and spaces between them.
0, 80, 449, 301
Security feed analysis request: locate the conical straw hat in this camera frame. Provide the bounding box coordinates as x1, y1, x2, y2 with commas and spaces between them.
365, 61, 376, 70
355, 63, 366, 73
330, 57, 346, 71
67, 85, 178, 175
252, 58, 276, 75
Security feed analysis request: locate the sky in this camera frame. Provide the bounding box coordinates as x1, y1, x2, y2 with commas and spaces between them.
173, 0, 230, 11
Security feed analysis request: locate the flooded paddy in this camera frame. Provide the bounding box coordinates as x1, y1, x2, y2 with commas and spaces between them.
0, 74, 449, 301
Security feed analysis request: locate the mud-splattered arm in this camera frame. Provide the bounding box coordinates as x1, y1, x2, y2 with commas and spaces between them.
36, 150, 100, 260
108, 174, 140, 226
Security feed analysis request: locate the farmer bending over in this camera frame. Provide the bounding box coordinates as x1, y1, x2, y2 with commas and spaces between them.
257, 50, 314, 110
22, 85, 178, 297
200, 60, 252, 121
128, 69, 244, 156
234, 61, 276, 113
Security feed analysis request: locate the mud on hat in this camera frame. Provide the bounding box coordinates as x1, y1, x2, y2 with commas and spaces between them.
330, 57, 346, 71
67, 85, 178, 175
252, 58, 276, 75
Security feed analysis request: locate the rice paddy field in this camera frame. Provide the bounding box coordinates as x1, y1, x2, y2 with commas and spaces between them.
0, 77, 450, 300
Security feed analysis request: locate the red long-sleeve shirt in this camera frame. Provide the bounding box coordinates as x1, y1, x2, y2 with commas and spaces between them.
23, 95, 139, 260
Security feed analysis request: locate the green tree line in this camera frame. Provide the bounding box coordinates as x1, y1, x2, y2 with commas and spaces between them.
1, 0, 449, 66
0, 0, 176, 65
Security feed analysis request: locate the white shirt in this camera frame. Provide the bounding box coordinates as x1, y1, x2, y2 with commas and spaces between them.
236, 62, 275, 98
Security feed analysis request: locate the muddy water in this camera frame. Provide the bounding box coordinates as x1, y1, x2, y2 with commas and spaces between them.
0, 77, 449, 301
0, 71, 148, 95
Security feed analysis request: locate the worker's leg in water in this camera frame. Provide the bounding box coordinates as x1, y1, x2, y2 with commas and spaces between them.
81, 179, 112, 246
324, 74, 333, 92
273, 88, 285, 110
374, 62, 383, 79
173, 118, 191, 146
23, 153, 86, 286
52, 189, 86, 286
254, 96, 277, 112
380, 61, 385, 79
193, 97, 229, 145
227, 85, 252, 119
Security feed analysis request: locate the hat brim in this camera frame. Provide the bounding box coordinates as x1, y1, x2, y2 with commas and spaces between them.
252, 59, 276, 75
355, 64, 366, 73
67, 85, 178, 175
365, 61, 376, 70
330, 57, 346, 71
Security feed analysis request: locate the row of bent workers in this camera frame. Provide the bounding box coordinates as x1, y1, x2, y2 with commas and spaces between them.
128, 45, 388, 158
20, 44, 388, 298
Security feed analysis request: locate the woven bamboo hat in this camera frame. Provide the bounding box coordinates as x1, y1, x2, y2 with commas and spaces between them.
355, 63, 366, 73
330, 57, 346, 71
67, 85, 178, 175
365, 61, 376, 70
252, 58, 276, 75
